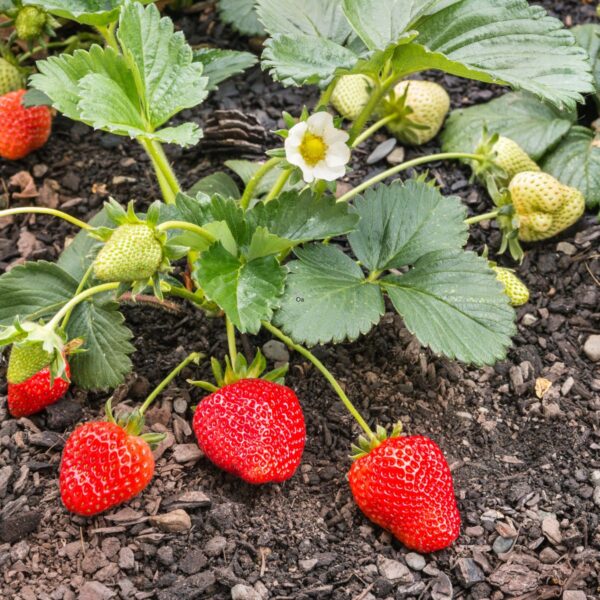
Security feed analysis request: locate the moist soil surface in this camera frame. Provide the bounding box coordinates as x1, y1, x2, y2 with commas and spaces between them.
1, 2, 600, 599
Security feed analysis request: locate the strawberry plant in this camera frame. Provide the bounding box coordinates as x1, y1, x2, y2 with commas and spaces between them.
0, 0, 595, 551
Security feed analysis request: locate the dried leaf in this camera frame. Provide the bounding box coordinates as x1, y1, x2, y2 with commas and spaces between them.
535, 377, 552, 398
9, 171, 38, 199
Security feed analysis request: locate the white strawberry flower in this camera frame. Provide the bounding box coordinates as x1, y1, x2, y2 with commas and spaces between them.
284, 112, 350, 183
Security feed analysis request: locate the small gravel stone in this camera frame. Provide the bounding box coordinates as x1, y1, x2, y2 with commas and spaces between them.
367, 138, 396, 164
492, 535, 514, 555
100, 538, 120, 559
542, 514, 562, 545
299, 558, 318, 572
583, 335, 600, 362
10, 540, 29, 561
539, 547, 560, 563
118, 547, 135, 570
404, 552, 426, 571
377, 555, 413, 583
521, 314, 538, 326
172, 444, 203, 463
465, 525, 484, 537
78, 581, 116, 600
593, 486, 600, 507
556, 241, 577, 255
262, 340, 289, 363
562, 592, 587, 600
231, 584, 261, 600
455, 558, 485, 588
150, 509, 192, 533
157, 546, 175, 566
82, 549, 109, 574
179, 548, 208, 575
205, 535, 227, 557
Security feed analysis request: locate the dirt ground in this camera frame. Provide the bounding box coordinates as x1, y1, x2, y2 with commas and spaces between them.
0, 1, 599, 599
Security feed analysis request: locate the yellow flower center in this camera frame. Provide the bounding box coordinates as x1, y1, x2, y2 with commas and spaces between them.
299, 132, 328, 166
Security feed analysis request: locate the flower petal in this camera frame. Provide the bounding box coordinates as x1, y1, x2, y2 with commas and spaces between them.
326, 142, 351, 167
307, 111, 334, 136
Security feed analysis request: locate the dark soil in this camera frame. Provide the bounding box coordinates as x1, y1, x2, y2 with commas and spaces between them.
1, 2, 600, 600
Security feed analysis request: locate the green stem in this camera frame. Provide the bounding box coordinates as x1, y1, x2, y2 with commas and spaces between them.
0, 207, 93, 230
264, 169, 292, 203
226, 317, 237, 365
48, 283, 120, 330
138, 139, 179, 204
165, 285, 205, 305
464, 209, 500, 225
317, 78, 338, 108
17, 36, 82, 63
157, 221, 216, 243
60, 264, 94, 329
96, 23, 119, 51
262, 321, 375, 440
347, 75, 397, 145
239, 157, 283, 210
336, 152, 485, 203
352, 114, 397, 148
139, 351, 203, 415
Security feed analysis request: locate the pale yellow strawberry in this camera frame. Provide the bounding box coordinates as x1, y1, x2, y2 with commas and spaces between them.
492, 136, 540, 185
493, 267, 529, 306
509, 172, 585, 242
331, 75, 373, 121
382, 80, 450, 146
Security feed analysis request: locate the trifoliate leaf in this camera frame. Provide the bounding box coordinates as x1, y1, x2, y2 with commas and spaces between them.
193, 48, 257, 90
219, 0, 264, 36
23, 0, 122, 26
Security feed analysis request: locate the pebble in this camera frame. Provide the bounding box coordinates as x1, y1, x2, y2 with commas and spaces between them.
404, 552, 426, 571
455, 558, 485, 588
583, 335, 600, 362
593, 486, 600, 507
150, 509, 192, 533
386, 147, 406, 164
431, 572, 453, 600
82, 549, 109, 575
172, 444, 203, 463
118, 547, 135, 570
100, 538, 120, 559
556, 241, 577, 255
590, 470, 600, 485
562, 592, 587, 600
231, 584, 262, 600
539, 547, 560, 563
465, 525, 484, 537
10, 540, 29, 561
542, 514, 562, 545
0, 465, 13, 498
521, 313, 538, 326
367, 138, 396, 164
262, 340, 289, 363
377, 555, 413, 583
492, 535, 514, 555
205, 535, 227, 557
179, 548, 208, 574
299, 558, 318, 572
157, 546, 175, 566
78, 581, 116, 600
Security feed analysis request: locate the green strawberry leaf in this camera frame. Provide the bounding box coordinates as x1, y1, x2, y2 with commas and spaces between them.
412, 0, 593, 110
247, 227, 293, 261
22, 0, 123, 26
381, 250, 515, 366
262, 34, 358, 86
348, 181, 467, 272
250, 190, 359, 243
441, 92, 575, 161
541, 126, 600, 209
117, 0, 208, 129
219, 0, 264, 37
174, 192, 214, 226
258, 0, 353, 44
192, 243, 285, 333
188, 172, 240, 200
273, 244, 385, 345
193, 49, 257, 91
572, 24, 600, 101
0, 262, 134, 389
209, 196, 255, 250
342, 0, 437, 51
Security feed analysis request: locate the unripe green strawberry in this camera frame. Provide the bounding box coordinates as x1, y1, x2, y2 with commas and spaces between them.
493, 136, 540, 184
15, 6, 48, 41
7, 342, 52, 384
93, 224, 164, 282
509, 171, 585, 242
0, 59, 23, 96
331, 75, 373, 121
383, 80, 450, 146
492, 267, 529, 306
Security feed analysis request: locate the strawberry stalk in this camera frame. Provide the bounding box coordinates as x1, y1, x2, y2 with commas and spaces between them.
239, 157, 284, 210
0, 206, 93, 231
264, 168, 292, 204
156, 220, 216, 243
60, 264, 95, 329
464, 209, 501, 225
352, 113, 397, 148
336, 151, 487, 204
225, 316, 238, 366
138, 351, 204, 416
261, 321, 376, 441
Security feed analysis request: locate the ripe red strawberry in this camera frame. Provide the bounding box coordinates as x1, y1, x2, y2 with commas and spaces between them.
348, 435, 460, 553
0, 89, 52, 160
193, 379, 305, 484
60, 421, 155, 516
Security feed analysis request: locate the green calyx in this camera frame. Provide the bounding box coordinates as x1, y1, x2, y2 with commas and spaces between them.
91, 200, 170, 290
105, 398, 166, 448
1, 320, 68, 383
189, 349, 288, 392
15, 6, 48, 41
0, 58, 24, 95
350, 422, 403, 460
